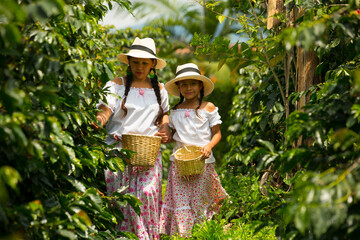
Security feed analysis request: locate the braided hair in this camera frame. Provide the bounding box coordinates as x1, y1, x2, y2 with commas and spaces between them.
121, 57, 164, 126
195, 85, 205, 117
149, 67, 164, 126
120, 64, 133, 118
172, 85, 184, 110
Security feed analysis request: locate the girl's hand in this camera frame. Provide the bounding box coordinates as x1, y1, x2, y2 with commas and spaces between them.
92, 105, 112, 131
158, 123, 172, 143
90, 116, 103, 131
155, 130, 169, 143
158, 113, 172, 143
201, 144, 212, 159
90, 121, 101, 131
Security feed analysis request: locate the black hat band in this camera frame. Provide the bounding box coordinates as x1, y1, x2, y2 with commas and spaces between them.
175, 67, 201, 77
130, 45, 156, 56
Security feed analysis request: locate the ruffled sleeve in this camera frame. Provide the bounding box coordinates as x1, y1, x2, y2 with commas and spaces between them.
96, 81, 122, 112
208, 107, 222, 127
160, 83, 169, 113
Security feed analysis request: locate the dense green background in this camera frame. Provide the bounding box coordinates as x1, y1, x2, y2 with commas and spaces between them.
1, 0, 360, 239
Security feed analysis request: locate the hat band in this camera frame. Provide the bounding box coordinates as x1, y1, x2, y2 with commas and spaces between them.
130, 45, 156, 56
175, 67, 201, 77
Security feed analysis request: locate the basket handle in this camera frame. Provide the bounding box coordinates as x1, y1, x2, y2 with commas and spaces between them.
183, 145, 190, 152
171, 144, 183, 156
171, 145, 202, 157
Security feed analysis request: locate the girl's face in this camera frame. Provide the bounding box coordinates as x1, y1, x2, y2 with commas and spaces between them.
177, 79, 203, 100
128, 57, 155, 81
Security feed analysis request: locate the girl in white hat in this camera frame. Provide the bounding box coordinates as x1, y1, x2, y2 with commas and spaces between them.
93, 37, 171, 240
159, 63, 228, 237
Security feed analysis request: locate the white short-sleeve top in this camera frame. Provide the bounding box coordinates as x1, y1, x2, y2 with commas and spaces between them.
169, 107, 222, 163
97, 79, 169, 145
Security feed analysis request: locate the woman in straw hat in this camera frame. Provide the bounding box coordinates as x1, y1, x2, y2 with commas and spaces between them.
93, 37, 171, 239
160, 63, 228, 237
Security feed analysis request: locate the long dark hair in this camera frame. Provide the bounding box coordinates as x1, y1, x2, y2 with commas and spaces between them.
172, 81, 204, 117
121, 57, 164, 126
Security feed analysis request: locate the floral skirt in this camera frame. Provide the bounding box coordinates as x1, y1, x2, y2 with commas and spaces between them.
159, 162, 228, 237
104, 152, 162, 240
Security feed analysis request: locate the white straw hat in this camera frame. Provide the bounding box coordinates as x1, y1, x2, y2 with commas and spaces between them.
117, 37, 166, 69
165, 63, 214, 97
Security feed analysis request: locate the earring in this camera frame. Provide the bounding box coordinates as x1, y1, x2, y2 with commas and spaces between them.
127, 66, 132, 75
149, 69, 155, 79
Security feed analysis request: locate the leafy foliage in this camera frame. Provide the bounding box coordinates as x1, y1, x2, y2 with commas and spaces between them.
191, 0, 360, 239
0, 0, 171, 239
2, 0, 360, 238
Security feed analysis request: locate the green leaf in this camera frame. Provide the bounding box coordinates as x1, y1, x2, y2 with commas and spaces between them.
218, 58, 227, 71
9, 123, 28, 147
56, 229, 77, 240
353, 68, 360, 92
259, 115, 268, 131
110, 205, 124, 223
67, 177, 86, 193
281, 148, 309, 173
311, 207, 329, 238
272, 112, 283, 125
70, 112, 82, 127
84, 188, 102, 212
217, 15, 225, 24
257, 139, 274, 153
58, 131, 74, 146
4, 24, 22, 48
98, 210, 116, 222
103, 63, 114, 81
117, 193, 142, 216
266, 92, 277, 110
0, 166, 22, 191
72, 214, 88, 232
30, 140, 44, 160
89, 150, 99, 166
294, 205, 310, 234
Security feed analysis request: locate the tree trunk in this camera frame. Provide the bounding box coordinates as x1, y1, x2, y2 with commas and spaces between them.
295, 48, 320, 111
261, 2, 319, 196
267, 0, 284, 29
284, 4, 298, 119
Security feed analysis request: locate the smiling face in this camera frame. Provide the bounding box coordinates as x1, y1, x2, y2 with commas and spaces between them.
177, 79, 203, 100
128, 57, 155, 81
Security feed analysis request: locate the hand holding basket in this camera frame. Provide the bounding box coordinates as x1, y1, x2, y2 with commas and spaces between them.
122, 134, 162, 167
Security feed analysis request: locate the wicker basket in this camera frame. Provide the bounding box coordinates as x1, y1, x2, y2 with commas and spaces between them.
174, 146, 205, 176
122, 134, 161, 167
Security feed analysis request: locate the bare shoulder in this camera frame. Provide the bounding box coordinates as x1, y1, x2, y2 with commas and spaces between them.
159, 82, 163, 90
202, 101, 217, 112
113, 77, 124, 86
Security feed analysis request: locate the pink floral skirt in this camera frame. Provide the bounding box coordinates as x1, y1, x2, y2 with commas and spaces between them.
104, 152, 162, 240
160, 162, 228, 237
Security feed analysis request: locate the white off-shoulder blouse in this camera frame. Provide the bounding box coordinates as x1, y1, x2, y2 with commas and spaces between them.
96, 79, 169, 145
169, 107, 222, 163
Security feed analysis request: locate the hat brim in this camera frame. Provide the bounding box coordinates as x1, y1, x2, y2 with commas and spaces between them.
165, 75, 214, 97
117, 51, 166, 69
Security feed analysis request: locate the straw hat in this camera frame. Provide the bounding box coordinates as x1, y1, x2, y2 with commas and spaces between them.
165, 63, 214, 97
117, 37, 166, 69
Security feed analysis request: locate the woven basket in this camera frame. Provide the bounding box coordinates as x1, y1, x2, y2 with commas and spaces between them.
174, 146, 205, 176
122, 134, 161, 167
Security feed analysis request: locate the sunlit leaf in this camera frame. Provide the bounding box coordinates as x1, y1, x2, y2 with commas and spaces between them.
217, 15, 225, 24
0, 166, 22, 191
67, 177, 86, 193
257, 140, 274, 153
57, 229, 77, 240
